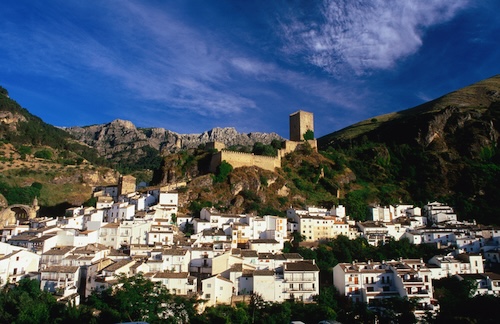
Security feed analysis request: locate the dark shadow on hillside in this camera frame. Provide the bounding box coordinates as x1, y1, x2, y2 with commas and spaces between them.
39, 202, 74, 217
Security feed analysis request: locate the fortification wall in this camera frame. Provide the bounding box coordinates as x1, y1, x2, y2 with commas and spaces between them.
209, 150, 281, 172
206, 141, 226, 151
280, 139, 318, 156
118, 175, 136, 196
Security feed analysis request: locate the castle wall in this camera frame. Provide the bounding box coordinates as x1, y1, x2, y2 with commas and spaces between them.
280, 140, 318, 157
206, 141, 226, 151
209, 150, 281, 173
118, 175, 136, 196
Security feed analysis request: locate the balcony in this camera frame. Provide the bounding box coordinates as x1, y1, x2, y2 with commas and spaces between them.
285, 287, 316, 293
408, 289, 429, 296
284, 275, 316, 283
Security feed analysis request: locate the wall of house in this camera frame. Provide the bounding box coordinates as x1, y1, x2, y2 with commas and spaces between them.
253, 274, 282, 302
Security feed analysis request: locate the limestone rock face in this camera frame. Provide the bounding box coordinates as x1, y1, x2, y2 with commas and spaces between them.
0, 111, 27, 132
65, 120, 283, 162
0, 194, 8, 209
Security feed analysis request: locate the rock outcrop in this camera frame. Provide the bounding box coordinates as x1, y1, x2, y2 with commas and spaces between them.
65, 120, 283, 160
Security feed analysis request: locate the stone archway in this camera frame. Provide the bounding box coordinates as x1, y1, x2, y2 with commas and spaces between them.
0, 204, 37, 228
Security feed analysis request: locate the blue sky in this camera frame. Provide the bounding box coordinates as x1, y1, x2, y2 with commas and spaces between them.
1, 0, 499, 138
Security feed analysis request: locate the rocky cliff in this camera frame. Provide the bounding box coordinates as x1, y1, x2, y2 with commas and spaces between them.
65, 119, 283, 165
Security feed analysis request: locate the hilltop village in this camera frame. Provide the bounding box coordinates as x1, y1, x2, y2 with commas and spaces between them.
1, 111, 500, 320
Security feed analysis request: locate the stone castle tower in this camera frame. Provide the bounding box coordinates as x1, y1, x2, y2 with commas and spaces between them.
118, 174, 136, 196
289, 110, 314, 141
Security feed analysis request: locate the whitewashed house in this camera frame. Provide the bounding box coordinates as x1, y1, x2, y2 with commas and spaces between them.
40, 265, 80, 304
146, 271, 197, 296
201, 275, 234, 306
0, 249, 41, 285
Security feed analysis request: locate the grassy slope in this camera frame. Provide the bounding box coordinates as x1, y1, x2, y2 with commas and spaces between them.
317, 75, 500, 224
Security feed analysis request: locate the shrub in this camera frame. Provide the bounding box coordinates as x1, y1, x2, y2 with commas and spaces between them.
213, 161, 233, 184
303, 129, 314, 140
34, 149, 53, 160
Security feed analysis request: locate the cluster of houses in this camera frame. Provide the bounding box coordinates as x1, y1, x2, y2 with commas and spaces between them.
1, 177, 500, 317
0, 179, 319, 308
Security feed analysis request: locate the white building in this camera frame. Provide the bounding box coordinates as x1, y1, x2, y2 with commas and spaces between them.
252, 260, 320, 303
40, 265, 80, 304
456, 272, 500, 296
201, 275, 234, 306
147, 219, 174, 246
282, 260, 320, 302
146, 271, 197, 296
108, 202, 135, 222
0, 249, 41, 285
357, 221, 391, 246
427, 254, 484, 279
99, 221, 149, 249
424, 202, 457, 224
333, 259, 438, 316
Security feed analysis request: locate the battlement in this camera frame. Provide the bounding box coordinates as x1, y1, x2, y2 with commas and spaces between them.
209, 110, 316, 173
209, 150, 281, 172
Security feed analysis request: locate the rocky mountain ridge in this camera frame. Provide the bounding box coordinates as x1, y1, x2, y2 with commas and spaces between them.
65, 119, 283, 160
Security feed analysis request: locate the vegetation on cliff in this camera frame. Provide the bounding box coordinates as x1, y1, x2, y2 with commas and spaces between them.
318, 75, 500, 224
3, 75, 500, 225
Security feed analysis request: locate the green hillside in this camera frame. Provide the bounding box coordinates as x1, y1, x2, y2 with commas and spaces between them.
318, 75, 500, 224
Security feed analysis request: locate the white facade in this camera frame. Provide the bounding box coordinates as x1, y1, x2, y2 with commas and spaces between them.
146, 271, 197, 295
154, 191, 179, 217
427, 254, 484, 279
334, 260, 437, 316
201, 275, 233, 306
253, 270, 284, 301
0, 249, 41, 285
40, 265, 80, 303
108, 202, 135, 222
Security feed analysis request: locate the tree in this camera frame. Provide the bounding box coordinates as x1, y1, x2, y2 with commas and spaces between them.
252, 142, 277, 157
34, 149, 53, 160
270, 139, 282, 150
88, 273, 197, 323
0, 278, 65, 324
303, 129, 314, 140
17, 145, 32, 160
213, 161, 233, 184
192, 303, 250, 324
0, 85, 8, 96
344, 189, 371, 221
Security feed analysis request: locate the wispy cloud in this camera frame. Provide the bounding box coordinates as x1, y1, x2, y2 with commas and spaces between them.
0, 2, 259, 117
278, 0, 470, 75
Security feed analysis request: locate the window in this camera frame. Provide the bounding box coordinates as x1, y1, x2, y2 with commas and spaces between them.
207, 284, 211, 288
205, 294, 211, 298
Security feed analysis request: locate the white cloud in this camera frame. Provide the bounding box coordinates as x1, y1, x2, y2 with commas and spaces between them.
279, 0, 469, 75
0, 1, 258, 117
